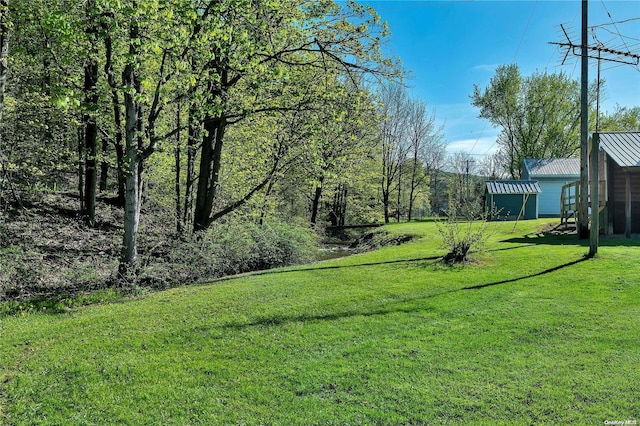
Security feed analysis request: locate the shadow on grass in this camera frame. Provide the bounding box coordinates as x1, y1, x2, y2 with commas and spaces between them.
215, 244, 536, 284
221, 256, 589, 330
461, 256, 589, 290
502, 231, 640, 248
501, 233, 588, 247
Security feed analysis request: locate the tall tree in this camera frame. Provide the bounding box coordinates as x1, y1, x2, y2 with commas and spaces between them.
405, 98, 442, 221
100, 10, 126, 205
0, 0, 9, 204
378, 82, 409, 223
422, 129, 446, 214
2, 0, 79, 195
189, 0, 396, 231
472, 64, 596, 179
120, 2, 143, 274
599, 106, 640, 131
308, 77, 378, 226
447, 151, 478, 207
82, 0, 99, 226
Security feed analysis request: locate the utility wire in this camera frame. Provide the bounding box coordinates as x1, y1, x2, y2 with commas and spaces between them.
474, 1, 539, 159
599, 0, 635, 55
512, 1, 538, 63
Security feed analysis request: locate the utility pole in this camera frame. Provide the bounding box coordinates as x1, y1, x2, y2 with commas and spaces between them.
578, 0, 589, 240
550, 2, 640, 251
465, 159, 475, 203
589, 133, 599, 256
465, 159, 471, 201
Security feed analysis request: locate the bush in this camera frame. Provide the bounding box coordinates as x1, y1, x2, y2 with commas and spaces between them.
141, 218, 318, 286
213, 218, 318, 273
435, 201, 499, 264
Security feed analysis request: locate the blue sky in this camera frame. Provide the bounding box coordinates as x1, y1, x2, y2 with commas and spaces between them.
359, 0, 640, 157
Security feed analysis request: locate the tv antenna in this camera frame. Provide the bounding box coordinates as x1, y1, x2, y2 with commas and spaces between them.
550, 23, 640, 130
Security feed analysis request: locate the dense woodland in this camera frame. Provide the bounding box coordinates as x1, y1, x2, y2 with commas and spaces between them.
0, 1, 638, 299
0, 0, 448, 295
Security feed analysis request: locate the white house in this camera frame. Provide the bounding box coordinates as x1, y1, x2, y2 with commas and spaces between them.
522, 158, 580, 217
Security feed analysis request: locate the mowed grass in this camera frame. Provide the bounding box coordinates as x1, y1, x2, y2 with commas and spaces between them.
1, 219, 638, 425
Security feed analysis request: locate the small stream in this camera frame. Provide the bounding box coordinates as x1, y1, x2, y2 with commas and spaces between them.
317, 243, 354, 261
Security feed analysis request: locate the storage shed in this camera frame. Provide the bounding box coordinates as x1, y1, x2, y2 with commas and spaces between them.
522, 158, 580, 217
485, 180, 542, 220
595, 131, 640, 235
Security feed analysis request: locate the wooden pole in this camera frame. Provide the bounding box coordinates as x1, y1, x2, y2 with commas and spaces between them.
589, 133, 599, 256
625, 171, 631, 238
578, 0, 590, 239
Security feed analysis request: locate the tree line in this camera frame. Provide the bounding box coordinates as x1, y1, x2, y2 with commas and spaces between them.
0, 0, 450, 278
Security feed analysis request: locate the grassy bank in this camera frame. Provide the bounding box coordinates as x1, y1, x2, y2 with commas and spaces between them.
1, 219, 638, 424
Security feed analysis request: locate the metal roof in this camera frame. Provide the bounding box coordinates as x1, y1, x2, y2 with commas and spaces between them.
524, 158, 580, 177
598, 132, 640, 168
486, 180, 542, 195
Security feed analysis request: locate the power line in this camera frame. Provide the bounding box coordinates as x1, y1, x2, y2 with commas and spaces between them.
470, 1, 540, 159
513, 1, 538, 63
599, 0, 635, 55
590, 17, 640, 28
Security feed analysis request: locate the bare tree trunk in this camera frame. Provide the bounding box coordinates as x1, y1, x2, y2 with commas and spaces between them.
0, 0, 8, 127
119, 13, 142, 276
0, 0, 9, 207
183, 105, 198, 231
259, 176, 276, 226
83, 1, 99, 226
408, 149, 419, 222
381, 142, 393, 224
332, 183, 347, 227
396, 163, 402, 222
103, 23, 125, 206
99, 139, 109, 192
408, 171, 415, 222
382, 182, 390, 224
77, 126, 84, 212
174, 104, 182, 234
120, 65, 140, 273
193, 115, 225, 232
310, 176, 324, 226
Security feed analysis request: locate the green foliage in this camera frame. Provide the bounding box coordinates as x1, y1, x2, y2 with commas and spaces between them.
208, 218, 318, 274
140, 217, 318, 285
599, 105, 640, 131
349, 228, 416, 253
0, 289, 123, 317
0, 0, 402, 278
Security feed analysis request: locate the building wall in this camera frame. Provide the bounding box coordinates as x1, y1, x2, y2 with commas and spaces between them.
537, 178, 579, 217
488, 193, 538, 220
607, 158, 640, 234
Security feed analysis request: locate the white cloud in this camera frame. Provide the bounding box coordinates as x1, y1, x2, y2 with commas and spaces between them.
446, 137, 498, 157
472, 64, 501, 73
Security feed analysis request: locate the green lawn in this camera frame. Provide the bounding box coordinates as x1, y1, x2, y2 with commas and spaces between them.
1, 219, 639, 425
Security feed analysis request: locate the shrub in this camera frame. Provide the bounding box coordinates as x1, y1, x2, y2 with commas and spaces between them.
141, 218, 318, 286
215, 218, 318, 273
435, 201, 499, 263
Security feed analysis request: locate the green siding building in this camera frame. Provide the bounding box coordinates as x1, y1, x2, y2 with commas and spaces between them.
485, 181, 542, 220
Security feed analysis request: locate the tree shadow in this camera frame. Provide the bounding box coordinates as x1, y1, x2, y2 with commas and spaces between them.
501, 233, 588, 247
214, 244, 537, 284
218, 255, 446, 281
220, 256, 590, 330
461, 256, 589, 290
